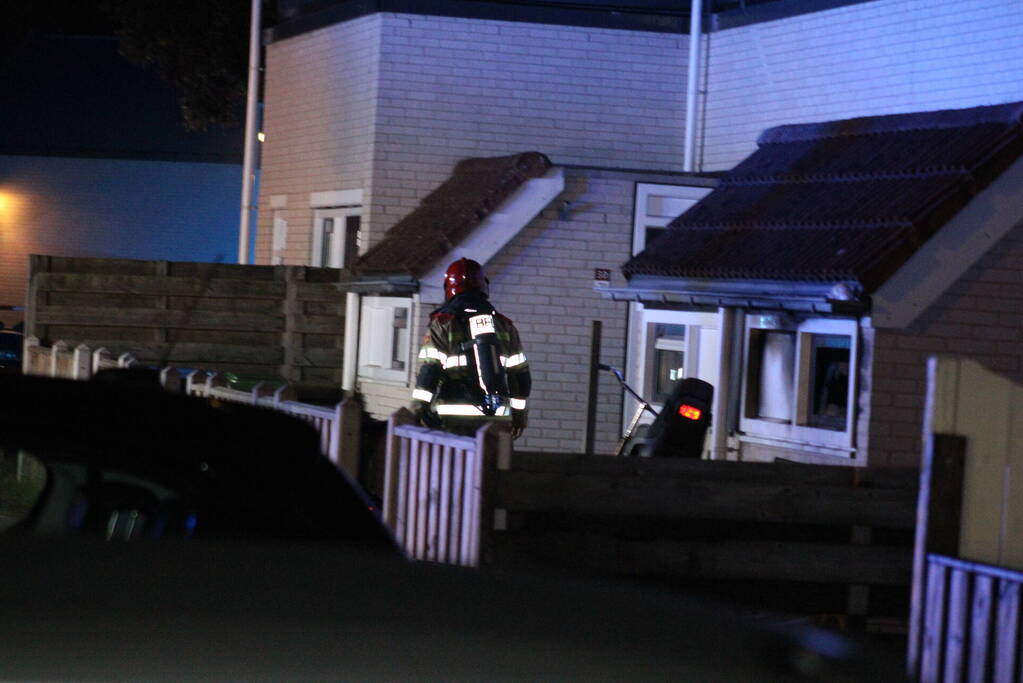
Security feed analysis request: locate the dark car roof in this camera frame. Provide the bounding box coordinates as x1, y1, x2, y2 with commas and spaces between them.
0, 373, 395, 548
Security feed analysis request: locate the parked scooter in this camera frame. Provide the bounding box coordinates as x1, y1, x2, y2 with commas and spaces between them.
599, 363, 713, 458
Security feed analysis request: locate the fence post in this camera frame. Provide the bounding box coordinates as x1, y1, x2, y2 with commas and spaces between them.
907, 433, 967, 681
273, 383, 297, 405
159, 367, 183, 393
91, 347, 111, 374
383, 408, 417, 534
251, 381, 275, 406
71, 344, 92, 380
22, 336, 39, 376
335, 395, 362, 479
474, 422, 510, 568
49, 340, 68, 377
185, 369, 207, 396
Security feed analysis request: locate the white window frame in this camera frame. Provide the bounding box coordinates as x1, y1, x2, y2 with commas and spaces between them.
271, 211, 288, 265
357, 296, 413, 385
311, 206, 361, 269
632, 183, 712, 255
739, 315, 858, 453
623, 182, 715, 433
626, 308, 720, 430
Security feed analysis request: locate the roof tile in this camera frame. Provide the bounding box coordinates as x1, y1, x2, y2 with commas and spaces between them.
624, 101, 1023, 292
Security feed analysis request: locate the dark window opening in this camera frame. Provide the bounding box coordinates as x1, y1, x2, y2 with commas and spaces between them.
808, 334, 850, 431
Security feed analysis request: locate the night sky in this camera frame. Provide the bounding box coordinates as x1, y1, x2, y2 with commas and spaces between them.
3, 0, 115, 63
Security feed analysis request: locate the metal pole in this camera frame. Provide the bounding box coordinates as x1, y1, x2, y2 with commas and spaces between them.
238, 0, 262, 264
683, 0, 703, 173
583, 320, 602, 456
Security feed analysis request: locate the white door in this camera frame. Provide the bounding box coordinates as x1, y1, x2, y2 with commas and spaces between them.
623, 183, 716, 441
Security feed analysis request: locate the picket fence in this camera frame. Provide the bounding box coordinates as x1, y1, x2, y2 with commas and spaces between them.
21, 337, 361, 478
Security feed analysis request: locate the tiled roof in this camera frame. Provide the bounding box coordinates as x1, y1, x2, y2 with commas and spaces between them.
354, 152, 551, 277
623, 101, 1023, 292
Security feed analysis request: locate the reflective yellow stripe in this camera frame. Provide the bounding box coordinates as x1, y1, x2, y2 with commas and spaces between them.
503, 353, 527, 368
411, 388, 434, 403
418, 347, 447, 363
510, 398, 527, 410
443, 355, 468, 369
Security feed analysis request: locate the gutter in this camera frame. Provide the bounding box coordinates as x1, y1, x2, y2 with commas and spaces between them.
598, 277, 868, 315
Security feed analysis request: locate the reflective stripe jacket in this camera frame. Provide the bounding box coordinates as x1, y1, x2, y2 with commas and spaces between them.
410, 291, 531, 428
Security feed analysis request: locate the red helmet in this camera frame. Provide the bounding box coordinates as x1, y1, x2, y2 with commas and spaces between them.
444, 258, 488, 301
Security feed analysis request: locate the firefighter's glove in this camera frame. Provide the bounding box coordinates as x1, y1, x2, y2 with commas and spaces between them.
511, 409, 527, 441
416, 406, 443, 430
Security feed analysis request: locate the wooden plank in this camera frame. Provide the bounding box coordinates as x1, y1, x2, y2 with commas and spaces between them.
35, 306, 284, 332
958, 360, 1014, 567
291, 315, 344, 335
458, 447, 475, 566
414, 441, 429, 561
909, 435, 967, 680
942, 568, 970, 683
450, 449, 465, 565
437, 445, 453, 565
382, 408, 416, 545
510, 451, 919, 488
1002, 383, 1023, 570
426, 442, 441, 563
37, 342, 282, 365
36, 272, 285, 298
294, 281, 347, 303
281, 267, 301, 382
494, 470, 917, 529
921, 560, 948, 683
968, 574, 994, 683
26, 254, 49, 340
993, 579, 1020, 683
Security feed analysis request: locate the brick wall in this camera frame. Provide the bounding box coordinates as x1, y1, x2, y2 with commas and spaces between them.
867, 220, 1023, 467
702, 0, 1023, 171
0, 154, 239, 329
255, 15, 381, 264
368, 13, 688, 248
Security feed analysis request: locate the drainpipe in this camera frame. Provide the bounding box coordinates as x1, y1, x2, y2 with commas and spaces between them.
683, 0, 703, 173
342, 292, 361, 393
710, 306, 736, 460
238, 0, 262, 264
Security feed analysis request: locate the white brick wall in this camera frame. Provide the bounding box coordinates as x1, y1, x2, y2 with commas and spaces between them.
256, 15, 382, 264
702, 0, 1023, 170
0, 154, 240, 329
368, 13, 689, 246
867, 220, 1023, 467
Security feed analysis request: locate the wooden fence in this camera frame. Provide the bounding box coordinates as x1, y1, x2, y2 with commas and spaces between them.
383, 407, 917, 625
908, 356, 1023, 682
382, 408, 510, 567
23, 338, 361, 479
26, 255, 348, 383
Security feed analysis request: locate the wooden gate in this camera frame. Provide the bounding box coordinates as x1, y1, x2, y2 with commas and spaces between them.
908, 356, 1023, 682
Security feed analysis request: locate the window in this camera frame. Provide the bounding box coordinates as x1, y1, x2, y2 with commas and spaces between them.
271, 212, 288, 265
740, 316, 858, 452
311, 207, 361, 269
358, 297, 413, 384
647, 323, 687, 405
632, 183, 712, 255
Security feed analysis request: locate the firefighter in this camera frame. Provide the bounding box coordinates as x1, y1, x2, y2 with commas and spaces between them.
410, 258, 530, 439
